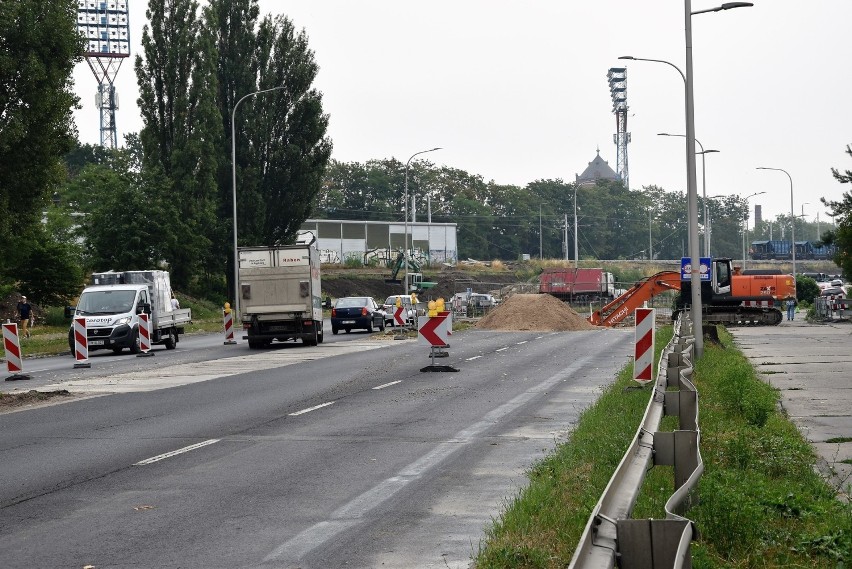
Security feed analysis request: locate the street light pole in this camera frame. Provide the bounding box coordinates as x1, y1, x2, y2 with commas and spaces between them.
621, 0, 751, 358
741, 191, 766, 270
403, 147, 441, 296
539, 203, 543, 260
658, 133, 719, 256
232, 85, 287, 322
573, 185, 579, 267
756, 167, 796, 277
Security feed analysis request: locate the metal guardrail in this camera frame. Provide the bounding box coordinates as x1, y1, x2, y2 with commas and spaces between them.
568, 312, 703, 569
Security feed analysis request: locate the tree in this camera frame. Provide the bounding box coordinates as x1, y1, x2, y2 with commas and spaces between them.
0, 0, 82, 285
244, 14, 332, 245
821, 144, 852, 279
135, 0, 221, 289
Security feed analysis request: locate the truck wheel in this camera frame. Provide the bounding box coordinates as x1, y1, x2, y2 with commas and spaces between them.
164, 329, 177, 350
332, 327, 339, 335
304, 327, 318, 346
317, 326, 324, 344
248, 338, 262, 349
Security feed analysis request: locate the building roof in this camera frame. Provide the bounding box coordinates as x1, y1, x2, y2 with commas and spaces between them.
575, 148, 620, 186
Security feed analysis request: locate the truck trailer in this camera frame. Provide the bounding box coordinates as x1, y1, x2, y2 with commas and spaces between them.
539, 268, 616, 302
238, 231, 323, 349
66, 270, 191, 353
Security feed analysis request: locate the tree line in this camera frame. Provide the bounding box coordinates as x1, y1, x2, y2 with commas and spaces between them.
1, 1, 849, 309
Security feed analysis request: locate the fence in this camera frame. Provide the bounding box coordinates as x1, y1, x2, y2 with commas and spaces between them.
568, 312, 703, 569
813, 295, 849, 321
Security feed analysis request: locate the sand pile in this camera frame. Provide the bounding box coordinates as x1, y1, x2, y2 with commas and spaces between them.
475, 293, 597, 332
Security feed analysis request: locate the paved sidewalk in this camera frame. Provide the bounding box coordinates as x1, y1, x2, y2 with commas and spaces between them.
727, 312, 852, 499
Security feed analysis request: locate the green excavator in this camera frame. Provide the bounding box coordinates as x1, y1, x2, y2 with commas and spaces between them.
385, 251, 437, 294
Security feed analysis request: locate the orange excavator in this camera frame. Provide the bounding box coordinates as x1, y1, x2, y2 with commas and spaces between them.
589, 258, 796, 327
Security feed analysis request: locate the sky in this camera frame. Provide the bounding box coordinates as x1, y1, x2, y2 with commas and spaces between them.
72, 1, 852, 224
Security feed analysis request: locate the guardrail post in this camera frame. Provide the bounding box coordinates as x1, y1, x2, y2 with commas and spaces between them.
653, 430, 699, 506
616, 519, 693, 569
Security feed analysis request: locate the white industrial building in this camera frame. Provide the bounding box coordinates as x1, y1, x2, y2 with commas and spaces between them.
299, 219, 458, 266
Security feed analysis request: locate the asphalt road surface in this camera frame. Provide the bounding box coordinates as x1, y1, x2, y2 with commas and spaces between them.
0, 326, 633, 568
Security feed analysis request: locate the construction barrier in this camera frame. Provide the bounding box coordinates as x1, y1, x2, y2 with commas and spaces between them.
223, 304, 236, 345
3, 322, 26, 379
73, 317, 91, 368
633, 308, 655, 384
137, 313, 154, 357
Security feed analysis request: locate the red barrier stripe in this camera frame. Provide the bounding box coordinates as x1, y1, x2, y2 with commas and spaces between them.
635, 308, 652, 326
636, 363, 652, 380
636, 330, 653, 355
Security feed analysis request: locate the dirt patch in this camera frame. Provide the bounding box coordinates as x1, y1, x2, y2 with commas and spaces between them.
476, 293, 597, 332
0, 389, 77, 412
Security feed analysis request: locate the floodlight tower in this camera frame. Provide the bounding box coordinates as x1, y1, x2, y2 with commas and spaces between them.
607, 67, 631, 189
76, 0, 131, 148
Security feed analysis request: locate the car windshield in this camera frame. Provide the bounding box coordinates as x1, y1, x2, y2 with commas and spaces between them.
384, 296, 409, 306
77, 290, 137, 315
336, 298, 369, 308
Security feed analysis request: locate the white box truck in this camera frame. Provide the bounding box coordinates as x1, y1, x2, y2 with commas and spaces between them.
66, 270, 191, 354
239, 231, 323, 348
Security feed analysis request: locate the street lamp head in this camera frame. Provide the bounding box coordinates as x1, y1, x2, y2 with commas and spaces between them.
617, 56, 635, 60
700, 149, 720, 155
721, 2, 754, 9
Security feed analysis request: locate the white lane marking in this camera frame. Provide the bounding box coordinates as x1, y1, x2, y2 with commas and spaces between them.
496, 347, 509, 352
516, 341, 528, 345
289, 401, 335, 416
262, 345, 615, 564
535, 336, 544, 340
134, 439, 220, 466
465, 355, 482, 361
373, 380, 402, 390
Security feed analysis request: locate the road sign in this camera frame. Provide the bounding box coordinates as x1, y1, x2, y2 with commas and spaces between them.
418, 314, 449, 347
394, 305, 406, 326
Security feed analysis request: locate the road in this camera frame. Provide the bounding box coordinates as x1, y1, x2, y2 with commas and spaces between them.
0, 326, 633, 568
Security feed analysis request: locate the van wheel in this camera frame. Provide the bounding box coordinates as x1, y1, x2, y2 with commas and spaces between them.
164, 329, 177, 350
317, 327, 324, 344
129, 328, 141, 354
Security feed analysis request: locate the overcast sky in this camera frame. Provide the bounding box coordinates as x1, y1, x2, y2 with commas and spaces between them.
72, 1, 852, 224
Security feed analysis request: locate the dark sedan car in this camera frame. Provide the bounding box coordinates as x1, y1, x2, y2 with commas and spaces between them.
331, 297, 386, 334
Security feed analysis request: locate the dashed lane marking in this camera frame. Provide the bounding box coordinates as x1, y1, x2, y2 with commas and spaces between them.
289, 401, 335, 416
134, 439, 220, 466
373, 381, 402, 390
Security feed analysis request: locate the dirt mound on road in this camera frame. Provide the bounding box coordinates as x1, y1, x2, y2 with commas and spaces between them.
475, 294, 596, 332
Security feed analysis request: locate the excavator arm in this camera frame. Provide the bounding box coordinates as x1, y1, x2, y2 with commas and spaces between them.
588, 271, 681, 326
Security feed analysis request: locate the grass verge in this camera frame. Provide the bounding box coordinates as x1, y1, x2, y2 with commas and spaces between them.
474, 326, 851, 568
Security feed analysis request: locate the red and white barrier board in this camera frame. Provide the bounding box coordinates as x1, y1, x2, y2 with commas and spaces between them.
73, 317, 91, 368
137, 313, 153, 356
223, 309, 236, 345
418, 314, 450, 347
633, 308, 656, 384
3, 323, 23, 375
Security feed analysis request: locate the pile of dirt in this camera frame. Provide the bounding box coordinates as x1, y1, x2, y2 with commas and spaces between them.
0, 389, 74, 411
475, 293, 597, 332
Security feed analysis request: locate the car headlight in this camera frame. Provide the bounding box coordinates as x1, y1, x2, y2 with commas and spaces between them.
115, 316, 132, 326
